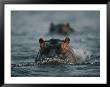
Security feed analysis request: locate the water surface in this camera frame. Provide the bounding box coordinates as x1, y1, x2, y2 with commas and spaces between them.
11, 11, 100, 77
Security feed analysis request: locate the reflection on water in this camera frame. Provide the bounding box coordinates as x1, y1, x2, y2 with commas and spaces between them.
11, 11, 100, 77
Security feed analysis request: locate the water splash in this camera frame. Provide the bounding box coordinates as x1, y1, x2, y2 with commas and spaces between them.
73, 48, 100, 65
11, 47, 100, 69
73, 48, 91, 63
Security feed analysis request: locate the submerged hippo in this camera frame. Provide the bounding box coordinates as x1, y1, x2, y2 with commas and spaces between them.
49, 23, 74, 35
35, 37, 78, 64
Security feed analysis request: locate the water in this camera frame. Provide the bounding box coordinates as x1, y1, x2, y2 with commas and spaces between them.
11, 11, 100, 77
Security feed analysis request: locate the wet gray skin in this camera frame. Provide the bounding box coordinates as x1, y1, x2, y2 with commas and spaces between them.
35, 38, 77, 64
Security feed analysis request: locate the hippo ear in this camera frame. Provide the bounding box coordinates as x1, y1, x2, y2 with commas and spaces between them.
66, 23, 70, 27
39, 38, 44, 43
50, 22, 54, 27
68, 37, 70, 41
64, 37, 70, 42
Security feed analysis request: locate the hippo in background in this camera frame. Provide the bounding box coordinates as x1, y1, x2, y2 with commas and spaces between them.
49, 22, 74, 35
35, 37, 79, 64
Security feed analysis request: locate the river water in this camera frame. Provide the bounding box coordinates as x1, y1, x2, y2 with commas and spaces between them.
11, 11, 100, 77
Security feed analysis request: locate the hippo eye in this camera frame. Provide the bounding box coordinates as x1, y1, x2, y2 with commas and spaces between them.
57, 44, 61, 49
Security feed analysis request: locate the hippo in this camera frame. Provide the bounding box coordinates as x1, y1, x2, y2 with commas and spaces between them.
49, 23, 74, 35
11, 37, 79, 68
35, 37, 78, 64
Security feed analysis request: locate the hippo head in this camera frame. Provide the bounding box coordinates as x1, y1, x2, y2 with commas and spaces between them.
38, 37, 70, 58
49, 23, 74, 35
36, 37, 77, 64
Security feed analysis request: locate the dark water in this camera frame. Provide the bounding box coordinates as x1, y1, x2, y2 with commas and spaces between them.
11, 11, 100, 77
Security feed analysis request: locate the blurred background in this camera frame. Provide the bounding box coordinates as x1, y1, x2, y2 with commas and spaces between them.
11, 11, 100, 77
